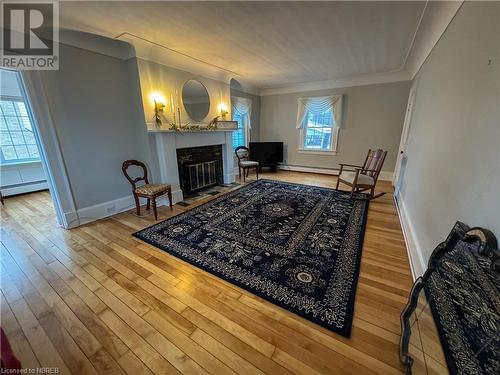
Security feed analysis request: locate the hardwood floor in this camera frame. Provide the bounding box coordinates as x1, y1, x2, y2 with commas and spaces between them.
1, 171, 418, 374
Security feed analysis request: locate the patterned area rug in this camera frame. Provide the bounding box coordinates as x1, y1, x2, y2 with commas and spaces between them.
133, 179, 369, 337
424, 238, 500, 374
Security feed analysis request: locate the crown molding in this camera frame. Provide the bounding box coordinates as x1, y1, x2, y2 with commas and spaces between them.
116, 32, 238, 85
259, 70, 412, 96
58, 29, 135, 60
404, 0, 463, 79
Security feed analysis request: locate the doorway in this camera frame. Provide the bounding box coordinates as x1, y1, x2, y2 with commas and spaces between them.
0, 68, 63, 226
393, 81, 418, 197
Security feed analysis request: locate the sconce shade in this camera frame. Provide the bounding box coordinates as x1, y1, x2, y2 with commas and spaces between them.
150, 92, 166, 109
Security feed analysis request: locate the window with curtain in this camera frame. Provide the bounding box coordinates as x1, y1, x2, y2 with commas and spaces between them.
232, 111, 245, 149
297, 95, 343, 153
0, 69, 40, 164
231, 97, 252, 149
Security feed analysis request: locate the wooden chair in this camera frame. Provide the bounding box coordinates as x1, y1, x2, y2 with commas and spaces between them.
122, 160, 172, 220
335, 149, 387, 199
235, 146, 259, 182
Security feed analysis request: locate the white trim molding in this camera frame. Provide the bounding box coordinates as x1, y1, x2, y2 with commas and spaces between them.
1, 181, 48, 197
297, 150, 337, 156
64, 194, 174, 229
277, 164, 394, 181
21, 70, 78, 229
260, 70, 411, 96
394, 193, 426, 280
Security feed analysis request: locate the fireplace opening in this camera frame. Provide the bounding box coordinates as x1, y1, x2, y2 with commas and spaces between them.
177, 145, 223, 196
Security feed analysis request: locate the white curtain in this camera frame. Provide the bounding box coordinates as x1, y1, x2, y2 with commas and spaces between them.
231, 96, 252, 129
296, 95, 343, 129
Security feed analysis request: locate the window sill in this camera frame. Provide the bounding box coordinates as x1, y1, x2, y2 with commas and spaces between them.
297, 149, 337, 155
0, 160, 42, 167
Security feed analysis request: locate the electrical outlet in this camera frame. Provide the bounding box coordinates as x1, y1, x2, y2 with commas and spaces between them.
106, 205, 116, 213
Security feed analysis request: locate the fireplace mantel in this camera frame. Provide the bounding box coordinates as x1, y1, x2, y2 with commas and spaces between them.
149, 129, 236, 204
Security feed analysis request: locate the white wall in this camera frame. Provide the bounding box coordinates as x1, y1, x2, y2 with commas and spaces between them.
0, 162, 47, 196
397, 1, 500, 276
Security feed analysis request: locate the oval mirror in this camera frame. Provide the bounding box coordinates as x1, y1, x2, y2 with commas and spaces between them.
182, 79, 210, 122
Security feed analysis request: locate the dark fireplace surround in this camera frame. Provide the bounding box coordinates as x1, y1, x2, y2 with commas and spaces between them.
176, 145, 223, 196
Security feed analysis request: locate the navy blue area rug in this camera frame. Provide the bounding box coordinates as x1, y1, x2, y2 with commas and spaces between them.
133, 179, 369, 337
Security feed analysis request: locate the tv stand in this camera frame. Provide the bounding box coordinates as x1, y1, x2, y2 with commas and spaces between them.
259, 164, 278, 173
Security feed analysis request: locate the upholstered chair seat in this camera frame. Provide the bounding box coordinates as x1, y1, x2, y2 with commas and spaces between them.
339, 172, 374, 186
239, 160, 259, 167
135, 183, 171, 195
122, 160, 172, 220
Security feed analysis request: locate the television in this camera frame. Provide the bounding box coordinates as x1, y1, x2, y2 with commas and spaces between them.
249, 142, 283, 171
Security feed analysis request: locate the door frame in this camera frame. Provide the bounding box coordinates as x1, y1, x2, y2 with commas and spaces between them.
393, 80, 418, 188
20, 70, 77, 228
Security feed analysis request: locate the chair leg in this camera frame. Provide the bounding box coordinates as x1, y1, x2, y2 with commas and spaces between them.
146, 198, 150, 210
152, 198, 158, 220
243, 168, 246, 182
168, 189, 173, 210
336, 166, 343, 190
239, 167, 241, 180
256, 166, 259, 180
350, 184, 356, 198
370, 186, 375, 198
134, 194, 140, 216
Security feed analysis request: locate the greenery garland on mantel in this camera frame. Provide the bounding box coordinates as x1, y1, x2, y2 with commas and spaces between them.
167, 115, 221, 132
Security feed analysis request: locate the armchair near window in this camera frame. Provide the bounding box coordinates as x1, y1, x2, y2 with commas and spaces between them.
335, 149, 387, 199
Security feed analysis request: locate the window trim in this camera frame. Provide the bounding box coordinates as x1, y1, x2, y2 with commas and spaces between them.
297, 116, 339, 154
231, 112, 249, 150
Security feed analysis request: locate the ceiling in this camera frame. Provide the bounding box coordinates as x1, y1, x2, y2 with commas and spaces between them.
59, 1, 460, 92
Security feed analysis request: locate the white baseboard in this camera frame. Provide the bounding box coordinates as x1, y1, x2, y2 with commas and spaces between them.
394, 193, 426, 280
1, 181, 48, 197
277, 164, 394, 181
64, 193, 175, 229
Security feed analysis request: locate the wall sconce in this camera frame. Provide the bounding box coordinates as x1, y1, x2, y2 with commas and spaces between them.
219, 103, 228, 119
150, 92, 166, 126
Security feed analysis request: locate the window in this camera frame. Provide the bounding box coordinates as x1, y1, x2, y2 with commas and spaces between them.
231, 97, 252, 149
232, 111, 245, 149
0, 69, 40, 164
303, 109, 334, 150
297, 95, 342, 153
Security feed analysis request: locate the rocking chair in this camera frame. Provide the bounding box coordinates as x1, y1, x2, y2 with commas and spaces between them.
335, 149, 387, 199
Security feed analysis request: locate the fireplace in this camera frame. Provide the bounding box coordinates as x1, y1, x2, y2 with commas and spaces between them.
149, 129, 236, 205
177, 145, 223, 196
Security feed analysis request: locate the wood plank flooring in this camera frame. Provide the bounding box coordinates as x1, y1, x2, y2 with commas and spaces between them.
1, 171, 417, 374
